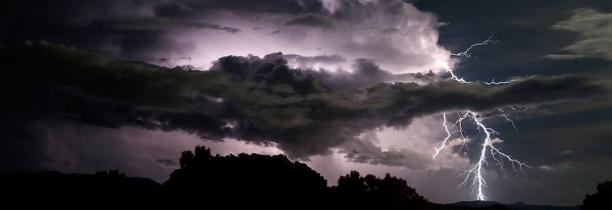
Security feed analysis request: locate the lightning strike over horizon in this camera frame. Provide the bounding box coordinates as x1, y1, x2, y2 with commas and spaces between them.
434, 36, 530, 201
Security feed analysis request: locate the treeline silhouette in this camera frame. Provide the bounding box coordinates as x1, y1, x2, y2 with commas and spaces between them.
581, 180, 612, 210
165, 146, 331, 209
0, 146, 608, 210
165, 146, 434, 209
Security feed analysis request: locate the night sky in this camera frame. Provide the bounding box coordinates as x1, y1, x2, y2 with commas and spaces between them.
1, 0, 612, 205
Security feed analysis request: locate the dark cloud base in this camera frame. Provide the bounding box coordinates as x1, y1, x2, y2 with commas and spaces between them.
1, 40, 610, 170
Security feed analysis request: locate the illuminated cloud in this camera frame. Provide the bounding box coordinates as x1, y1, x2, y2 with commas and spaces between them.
2, 41, 609, 162
547, 8, 612, 61
1, 0, 454, 73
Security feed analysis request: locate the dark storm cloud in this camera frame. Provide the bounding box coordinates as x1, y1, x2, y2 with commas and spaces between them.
94, 17, 240, 34
285, 14, 338, 29
0, 0, 327, 66
2, 41, 610, 161
1, 0, 450, 72
0, 0, 241, 62
340, 132, 431, 169
301, 58, 438, 91
155, 0, 329, 18
5, 0, 612, 205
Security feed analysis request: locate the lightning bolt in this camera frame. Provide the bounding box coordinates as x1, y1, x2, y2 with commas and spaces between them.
433, 36, 530, 201
433, 112, 454, 159
485, 78, 515, 85
449, 34, 497, 58
498, 108, 518, 131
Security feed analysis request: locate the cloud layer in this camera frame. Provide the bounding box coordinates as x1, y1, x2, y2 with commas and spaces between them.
1, 0, 454, 73
548, 8, 612, 61
2, 41, 610, 167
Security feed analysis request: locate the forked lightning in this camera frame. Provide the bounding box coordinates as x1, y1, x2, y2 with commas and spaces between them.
433, 36, 530, 200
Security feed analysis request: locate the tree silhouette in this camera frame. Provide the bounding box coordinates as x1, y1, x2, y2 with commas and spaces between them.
164, 146, 437, 209
581, 180, 612, 210
332, 170, 431, 210
164, 146, 329, 209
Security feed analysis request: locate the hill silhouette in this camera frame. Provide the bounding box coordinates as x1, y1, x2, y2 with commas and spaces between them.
0, 170, 162, 209
0, 146, 608, 210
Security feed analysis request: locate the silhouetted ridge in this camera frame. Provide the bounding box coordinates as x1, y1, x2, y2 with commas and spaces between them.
0, 170, 162, 209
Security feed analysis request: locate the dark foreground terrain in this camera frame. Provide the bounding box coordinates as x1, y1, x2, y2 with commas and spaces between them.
0, 146, 609, 210
451, 201, 579, 210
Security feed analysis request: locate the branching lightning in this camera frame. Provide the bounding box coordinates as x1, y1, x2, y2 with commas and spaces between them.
434, 113, 456, 158
449, 34, 497, 58
498, 108, 518, 131
433, 36, 530, 201
457, 111, 530, 200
